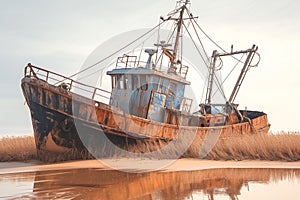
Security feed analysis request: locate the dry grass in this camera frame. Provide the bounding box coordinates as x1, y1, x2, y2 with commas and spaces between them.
36, 149, 94, 163
0, 136, 37, 162
0, 132, 299, 162
204, 132, 300, 161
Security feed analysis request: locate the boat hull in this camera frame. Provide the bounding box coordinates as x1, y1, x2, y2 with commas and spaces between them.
21, 76, 270, 158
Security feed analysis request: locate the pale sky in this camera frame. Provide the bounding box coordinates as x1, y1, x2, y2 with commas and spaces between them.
0, 0, 299, 136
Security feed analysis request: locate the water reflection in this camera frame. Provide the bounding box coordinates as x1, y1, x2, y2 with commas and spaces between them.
0, 168, 300, 199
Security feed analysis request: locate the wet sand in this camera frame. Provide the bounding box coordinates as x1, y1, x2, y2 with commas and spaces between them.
0, 158, 299, 174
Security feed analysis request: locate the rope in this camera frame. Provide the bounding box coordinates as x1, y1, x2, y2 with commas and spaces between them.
185, 8, 209, 62
182, 22, 227, 101
224, 54, 245, 83
200, 76, 208, 103
74, 9, 183, 82
182, 22, 208, 67
77, 23, 163, 82
188, 10, 246, 64
185, 8, 223, 51
60, 20, 167, 84
211, 54, 244, 99
181, 11, 228, 101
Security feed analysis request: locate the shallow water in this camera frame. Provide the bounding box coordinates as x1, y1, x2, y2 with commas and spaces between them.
0, 168, 300, 199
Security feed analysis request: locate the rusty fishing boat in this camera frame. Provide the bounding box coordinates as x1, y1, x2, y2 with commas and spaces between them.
21, 0, 270, 158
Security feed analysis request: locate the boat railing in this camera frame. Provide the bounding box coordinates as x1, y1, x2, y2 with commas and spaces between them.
149, 91, 193, 114
115, 54, 189, 79
181, 97, 193, 113
24, 63, 112, 103
115, 54, 138, 69
166, 93, 193, 113
178, 65, 189, 79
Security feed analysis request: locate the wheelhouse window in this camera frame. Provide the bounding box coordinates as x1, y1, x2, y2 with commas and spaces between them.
140, 75, 148, 90
111, 76, 116, 89
124, 74, 129, 90
169, 82, 177, 95
160, 78, 170, 94
152, 76, 159, 91
132, 75, 139, 90
116, 74, 124, 89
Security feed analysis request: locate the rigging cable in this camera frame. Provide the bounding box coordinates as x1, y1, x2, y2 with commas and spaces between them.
154, 24, 177, 66
184, 8, 229, 101
185, 8, 209, 62
182, 22, 227, 101
77, 25, 165, 82
192, 17, 227, 53
182, 22, 208, 67
200, 75, 208, 103
188, 10, 246, 64
249, 52, 261, 68
76, 9, 181, 82
211, 53, 245, 99
58, 20, 167, 84
155, 18, 162, 64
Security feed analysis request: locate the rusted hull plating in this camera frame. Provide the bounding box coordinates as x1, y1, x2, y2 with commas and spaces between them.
21, 77, 270, 155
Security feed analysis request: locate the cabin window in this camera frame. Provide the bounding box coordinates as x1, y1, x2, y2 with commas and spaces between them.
169, 82, 177, 95
176, 84, 184, 97
166, 94, 174, 109
112, 76, 116, 89
160, 78, 170, 94
140, 75, 148, 90
132, 75, 139, 90
116, 75, 124, 89
173, 96, 181, 109
152, 76, 159, 91
124, 75, 129, 90
152, 92, 166, 111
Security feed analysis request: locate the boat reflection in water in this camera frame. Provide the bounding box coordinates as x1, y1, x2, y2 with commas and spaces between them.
1, 168, 300, 199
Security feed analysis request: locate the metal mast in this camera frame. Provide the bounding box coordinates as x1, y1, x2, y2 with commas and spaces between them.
170, 0, 189, 72
205, 50, 218, 105
173, 4, 185, 61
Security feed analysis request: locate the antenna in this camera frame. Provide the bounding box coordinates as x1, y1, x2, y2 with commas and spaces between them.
177, 0, 190, 5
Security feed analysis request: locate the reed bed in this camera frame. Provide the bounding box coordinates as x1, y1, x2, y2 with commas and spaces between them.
0, 136, 37, 161
0, 133, 299, 162
204, 133, 300, 161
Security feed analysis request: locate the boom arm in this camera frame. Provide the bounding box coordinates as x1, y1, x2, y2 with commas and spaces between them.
228, 44, 258, 103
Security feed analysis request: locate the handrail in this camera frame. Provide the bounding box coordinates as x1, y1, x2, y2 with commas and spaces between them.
114, 55, 189, 80
24, 63, 112, 101
181, 97, 193, 113
178, 65, 189, 79
116, 54, 137, 69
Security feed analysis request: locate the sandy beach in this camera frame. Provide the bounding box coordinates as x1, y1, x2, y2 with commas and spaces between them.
1, 158, 300, 174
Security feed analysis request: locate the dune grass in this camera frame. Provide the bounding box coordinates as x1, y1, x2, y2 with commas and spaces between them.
0, 136, 37, 162
0, 133, 299, 162
205, 132, 300, 161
